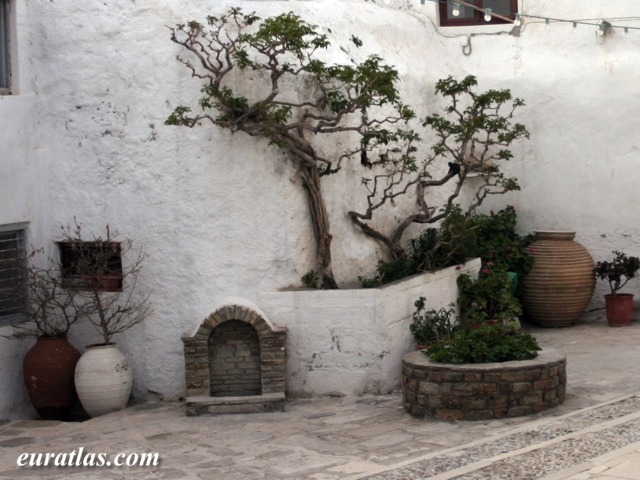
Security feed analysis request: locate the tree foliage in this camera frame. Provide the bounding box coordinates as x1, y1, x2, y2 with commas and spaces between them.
349, 75, 529, 260
166, 8, 413, 288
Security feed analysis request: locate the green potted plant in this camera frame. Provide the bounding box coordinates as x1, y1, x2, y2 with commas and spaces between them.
410, 297, 456, 349
4, 249, 88, 420
594, 250, 640, 327
457, 270, 522, 328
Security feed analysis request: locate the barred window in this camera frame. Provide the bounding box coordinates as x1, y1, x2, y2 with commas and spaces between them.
0, 227, 26, 324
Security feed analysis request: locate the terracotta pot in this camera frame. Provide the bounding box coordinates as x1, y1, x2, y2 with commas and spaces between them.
605, 293, 634, 327
23, 337, 81, 420
522, 231, 595, 327
74, 343, 133, 417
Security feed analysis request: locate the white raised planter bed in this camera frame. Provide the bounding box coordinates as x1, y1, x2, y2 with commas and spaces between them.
258, 258, 481, 397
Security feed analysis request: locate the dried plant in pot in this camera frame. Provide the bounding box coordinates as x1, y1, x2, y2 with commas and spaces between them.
61, 222, 152, 417
4, 249, 89, 420
594, 251, 640, 327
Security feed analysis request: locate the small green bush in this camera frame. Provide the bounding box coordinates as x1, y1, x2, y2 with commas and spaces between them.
457, 271, 522, 326
360, 206, 533, 288
410, 297, 456, 346
425, 324, 541, 364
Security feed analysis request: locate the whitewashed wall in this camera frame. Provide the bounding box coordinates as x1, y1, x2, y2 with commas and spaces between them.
2, 0, 640, 417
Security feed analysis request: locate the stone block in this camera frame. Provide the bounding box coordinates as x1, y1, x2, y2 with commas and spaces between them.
418, 382, 441, 395
462, 397, 487, 410
434, 409, 465, 421
501, 372, 526, 382
533, 379, 552, 391
512, 382, 532, 393
523, 392, 543, 404
506, 406, 529, 417
472, 383, 498, 395
463, 372, 483, 382
466, 409, 494, 421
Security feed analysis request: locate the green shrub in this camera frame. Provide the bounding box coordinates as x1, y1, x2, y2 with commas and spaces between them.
467, 206, 535, 278
425, 324, 541, 364
410, 297, 456, 346
457, 271, 522, 326
360, 206, 533, 288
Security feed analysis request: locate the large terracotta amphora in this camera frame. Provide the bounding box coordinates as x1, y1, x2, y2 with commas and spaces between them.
23, 337, 81, 420
522, 231, 595, 327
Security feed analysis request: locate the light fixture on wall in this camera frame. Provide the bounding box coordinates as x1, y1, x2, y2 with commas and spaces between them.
484, 8, 492, 22
596, 20, 612, 36
452, 2, 461, 17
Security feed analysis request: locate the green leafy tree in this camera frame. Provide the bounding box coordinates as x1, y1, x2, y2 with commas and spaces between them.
349, 75, 529, 260
166, 9, 413, 288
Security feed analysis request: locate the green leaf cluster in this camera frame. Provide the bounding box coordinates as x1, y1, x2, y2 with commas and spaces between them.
457, 271, 522, 326
594, 250, 640, 295
410, 297, 456, 347
425, 324, 541, 364
467, 206, 535, 278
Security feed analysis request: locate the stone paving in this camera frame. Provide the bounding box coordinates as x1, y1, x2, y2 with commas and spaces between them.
1, 310, 640, 479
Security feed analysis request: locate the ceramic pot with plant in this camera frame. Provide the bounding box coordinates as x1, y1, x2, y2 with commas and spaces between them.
4, 250, 89, 420
594, 250, 640, 327
62, 223, 151, 417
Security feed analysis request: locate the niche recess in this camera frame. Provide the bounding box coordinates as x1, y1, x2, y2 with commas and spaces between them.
182, 302, 287, 416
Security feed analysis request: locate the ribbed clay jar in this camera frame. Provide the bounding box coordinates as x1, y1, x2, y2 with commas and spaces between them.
521, 231, 595, 327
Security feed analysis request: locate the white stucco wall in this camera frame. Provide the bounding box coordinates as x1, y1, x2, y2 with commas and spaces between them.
259, 259, 481, 396
2, 0, 640, 417
0, 0, 44, 419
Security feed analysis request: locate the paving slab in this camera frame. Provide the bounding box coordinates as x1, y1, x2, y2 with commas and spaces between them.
1, 310, 640, 479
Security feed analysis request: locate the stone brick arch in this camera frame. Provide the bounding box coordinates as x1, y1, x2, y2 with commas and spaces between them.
182, 301, 287, 415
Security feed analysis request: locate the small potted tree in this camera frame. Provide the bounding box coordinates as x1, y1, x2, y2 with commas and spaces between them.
4, 249, 89, 420
594, 250, 640, 327
61, 223, 151, 417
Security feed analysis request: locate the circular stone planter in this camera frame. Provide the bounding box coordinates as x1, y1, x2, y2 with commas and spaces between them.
402, 349, 566, 421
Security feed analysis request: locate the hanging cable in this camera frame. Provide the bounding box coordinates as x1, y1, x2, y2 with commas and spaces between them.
421, 0, 640, 32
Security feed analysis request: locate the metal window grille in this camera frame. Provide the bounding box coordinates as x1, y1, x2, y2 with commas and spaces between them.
0, 229, 26, 324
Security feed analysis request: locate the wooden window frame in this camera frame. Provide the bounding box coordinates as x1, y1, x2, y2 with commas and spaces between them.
59, 241, 123, 292
439, 0, 517, 27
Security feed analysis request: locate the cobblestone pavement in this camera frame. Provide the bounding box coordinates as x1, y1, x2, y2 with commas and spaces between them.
2, 310, 640, 479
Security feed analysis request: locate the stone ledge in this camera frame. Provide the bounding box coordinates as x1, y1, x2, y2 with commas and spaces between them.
186, 393, 286, 416
402, 349, 566, 421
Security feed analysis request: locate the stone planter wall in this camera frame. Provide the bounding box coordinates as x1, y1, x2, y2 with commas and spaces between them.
403, 349, 566, 421
259, 259, 481, 397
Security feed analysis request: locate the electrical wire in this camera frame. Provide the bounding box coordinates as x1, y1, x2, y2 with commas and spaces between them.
421, 0, 640, 32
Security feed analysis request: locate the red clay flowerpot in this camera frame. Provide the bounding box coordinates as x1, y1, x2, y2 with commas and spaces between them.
23, 337, 81, 420
604, 293, 634, 327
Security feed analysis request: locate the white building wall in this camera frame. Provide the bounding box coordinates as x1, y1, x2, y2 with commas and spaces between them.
1, 0, 640, 417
